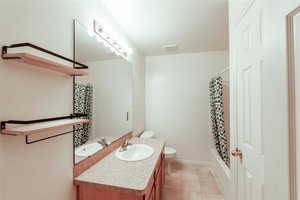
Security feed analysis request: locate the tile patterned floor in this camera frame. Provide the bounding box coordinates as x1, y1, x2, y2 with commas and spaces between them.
162, 160, 224, 200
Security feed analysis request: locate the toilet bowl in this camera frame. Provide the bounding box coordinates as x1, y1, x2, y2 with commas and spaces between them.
140, 131, 177, 174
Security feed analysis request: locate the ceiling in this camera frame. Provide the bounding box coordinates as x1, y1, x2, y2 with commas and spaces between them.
100, 0, 229, 56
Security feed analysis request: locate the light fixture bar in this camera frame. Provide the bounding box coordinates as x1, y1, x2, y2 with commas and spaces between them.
93, 20, 131, 59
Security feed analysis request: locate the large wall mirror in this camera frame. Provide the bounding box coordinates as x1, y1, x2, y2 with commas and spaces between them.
73, 20, 133, 165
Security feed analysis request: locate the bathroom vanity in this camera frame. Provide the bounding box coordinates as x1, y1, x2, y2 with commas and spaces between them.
74, 138, 165, 200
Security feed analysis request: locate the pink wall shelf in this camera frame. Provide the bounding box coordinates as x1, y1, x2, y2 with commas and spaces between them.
1, 119, 89, 136
2, 53, 88, 76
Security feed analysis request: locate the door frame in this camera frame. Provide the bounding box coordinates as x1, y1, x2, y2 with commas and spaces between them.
287, 6, 300, 200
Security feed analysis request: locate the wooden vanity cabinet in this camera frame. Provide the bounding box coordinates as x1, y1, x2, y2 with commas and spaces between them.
76, 152, 165, 200
140, 152, 165, 200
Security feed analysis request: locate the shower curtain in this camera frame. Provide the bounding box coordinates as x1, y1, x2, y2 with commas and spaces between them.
74, 83, 93, 147
209, 77, 230, 166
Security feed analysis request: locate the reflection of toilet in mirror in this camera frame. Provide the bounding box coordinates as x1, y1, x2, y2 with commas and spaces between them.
140, 130, 177, 174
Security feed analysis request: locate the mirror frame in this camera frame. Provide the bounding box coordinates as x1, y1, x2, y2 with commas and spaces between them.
287, 6, 300, 200
72, 19, 133, 166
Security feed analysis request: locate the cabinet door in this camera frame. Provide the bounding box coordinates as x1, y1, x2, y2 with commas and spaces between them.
155, 168, 161, 200
150, 186, 155, 200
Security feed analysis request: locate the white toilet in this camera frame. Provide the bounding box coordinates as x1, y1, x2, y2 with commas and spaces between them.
140, 131, 177, 174
164, 146, 177, 174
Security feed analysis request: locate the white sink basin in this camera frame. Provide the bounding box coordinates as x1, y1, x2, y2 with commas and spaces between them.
115, 144, 154, 162
75, 143, 103, 157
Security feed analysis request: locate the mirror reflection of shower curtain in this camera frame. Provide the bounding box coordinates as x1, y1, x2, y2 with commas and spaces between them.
209, 77, 230, 167
74, 83, 93, 147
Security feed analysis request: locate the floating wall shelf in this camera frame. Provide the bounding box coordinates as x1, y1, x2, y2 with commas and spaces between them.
2, 53, 88, 76
0, 114, 89, 144
1, 118, 89, 136
1, 43, 88, 76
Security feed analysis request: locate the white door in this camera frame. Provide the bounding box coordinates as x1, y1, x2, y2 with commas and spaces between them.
234, 1, 265, 199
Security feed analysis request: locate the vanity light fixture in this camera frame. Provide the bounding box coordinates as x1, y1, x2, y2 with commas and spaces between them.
93, 20, 132, 59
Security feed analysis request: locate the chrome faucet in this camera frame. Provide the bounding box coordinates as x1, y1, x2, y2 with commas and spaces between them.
97, 137, 109, 147
119, 139, 132, 152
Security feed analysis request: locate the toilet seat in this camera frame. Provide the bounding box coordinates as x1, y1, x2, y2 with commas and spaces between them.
164, 146, 176, 158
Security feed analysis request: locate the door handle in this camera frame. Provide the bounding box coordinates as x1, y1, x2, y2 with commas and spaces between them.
231, 148, 243, 160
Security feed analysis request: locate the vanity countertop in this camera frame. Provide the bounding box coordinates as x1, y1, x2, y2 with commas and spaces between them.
74, 137, 165, 195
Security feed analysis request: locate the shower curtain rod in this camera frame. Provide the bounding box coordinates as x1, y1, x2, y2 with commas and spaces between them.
216, 67, 229, 76
211, 67, 230, 80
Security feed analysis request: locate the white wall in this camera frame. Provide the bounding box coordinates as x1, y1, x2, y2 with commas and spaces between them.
146, 51, 229, 162
0, 0, 145, 200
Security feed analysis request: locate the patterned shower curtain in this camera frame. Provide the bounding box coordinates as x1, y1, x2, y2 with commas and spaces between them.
209, 77, 230, 166
74, 83, 93, 147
